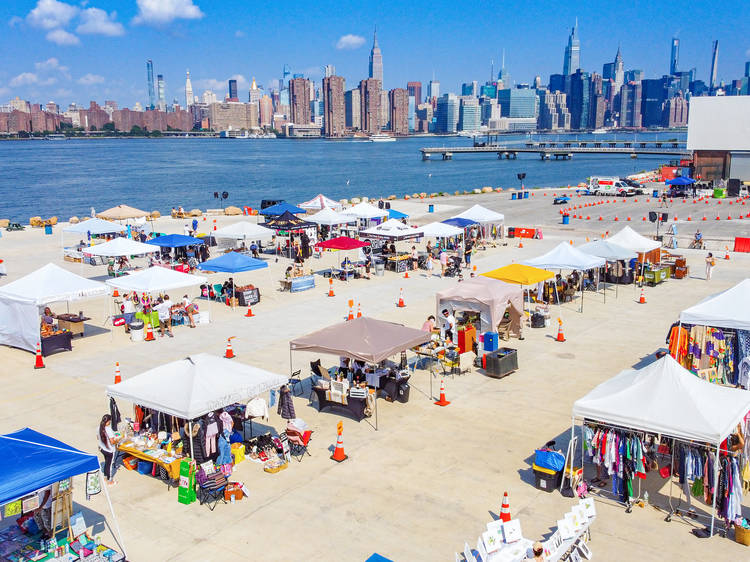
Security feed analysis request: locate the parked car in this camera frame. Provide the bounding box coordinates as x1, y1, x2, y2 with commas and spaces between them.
620, 178, 647, 195
588, 177, 634, 196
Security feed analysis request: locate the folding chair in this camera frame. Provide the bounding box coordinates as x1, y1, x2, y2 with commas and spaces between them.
288, 370, 303, 396
212, 284, 224, 302
286, 425, 313, 462
196, 468, 228, 511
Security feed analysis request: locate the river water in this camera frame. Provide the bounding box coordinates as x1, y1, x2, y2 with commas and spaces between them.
0, 132, 685, 220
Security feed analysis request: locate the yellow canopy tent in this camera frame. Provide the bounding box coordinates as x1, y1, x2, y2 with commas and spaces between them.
481, 263, 554, 286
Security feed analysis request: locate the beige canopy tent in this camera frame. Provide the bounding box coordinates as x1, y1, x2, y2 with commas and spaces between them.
435, 277, 523, 335
289, 316, 430, 364
97, 205, 149, 220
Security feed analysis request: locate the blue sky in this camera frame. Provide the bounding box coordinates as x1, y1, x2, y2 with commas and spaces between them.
2, 0, 749, 108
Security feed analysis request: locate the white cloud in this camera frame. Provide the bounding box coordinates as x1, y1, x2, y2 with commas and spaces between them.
8, 16, 23, 27
35, 57, 67, 71
194, 74, 248, 94
27, 0, 79, 30
77, 73, 105, 85
46, 28, 80, 45
0, 87, 9, 96
336, 34, 365, 50
76, 7, 124, 36
10, 72, 39, 87
133, 0, 204, 25
234, 30, 245, 38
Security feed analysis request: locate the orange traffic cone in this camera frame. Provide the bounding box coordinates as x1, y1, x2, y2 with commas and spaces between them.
327, 277, 335, 297
224, 337, 235, 359
112, 288, 120, 297
114, 362, 122, 384
244, 305, 255, 317
144, 322, 155, 342
614, 216, 619, 221
331, 425, 348, 463
725, 246, 731, 260
434, 379, 451, 406
404, 270, 409, 279
33, 341, 45, 369
556, 318, 566, 342
518, 241, 524, 248
397, 288, 406, 308
356, 303, 362, 318
500, 492, 512, 523
347, 299, 354, 320
639, 287, 646, 304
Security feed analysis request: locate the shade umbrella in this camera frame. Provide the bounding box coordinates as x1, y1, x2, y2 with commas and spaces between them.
316, 237, 370, 280
97, 205, 149, 220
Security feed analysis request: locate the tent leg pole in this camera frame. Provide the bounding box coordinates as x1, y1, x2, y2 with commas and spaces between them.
710, 442, 720, 536
100, 468, 127, 558
561, 417, 575, 492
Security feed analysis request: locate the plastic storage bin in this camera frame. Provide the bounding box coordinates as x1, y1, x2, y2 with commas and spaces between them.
533, 463, 562, 492
137, 461, 153, 475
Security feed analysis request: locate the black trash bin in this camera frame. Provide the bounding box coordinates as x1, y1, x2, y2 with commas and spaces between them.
397, 382, 410, 403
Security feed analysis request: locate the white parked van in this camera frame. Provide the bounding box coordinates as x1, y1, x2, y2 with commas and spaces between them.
588, 177, 634, 196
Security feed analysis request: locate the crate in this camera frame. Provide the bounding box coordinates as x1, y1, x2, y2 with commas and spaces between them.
122, 456, 138, 471
136, 460, 153, 475
224, 483, 243, 501
533, 463, 561, 493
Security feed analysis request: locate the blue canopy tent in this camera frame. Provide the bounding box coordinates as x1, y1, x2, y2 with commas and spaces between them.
196, 252, 268, 273
259, 202, 307, 216
441, 217, 477, 228
146, 234, 204, 248
666, 176, 696, 185
387, 208, 408, 220
0, 428, 126, 554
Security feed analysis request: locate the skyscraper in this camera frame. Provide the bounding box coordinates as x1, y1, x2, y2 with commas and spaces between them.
618, 82, 642, 128
359, 78, 382, 134
389, 88, 409, 135
670, 38, 679, 75
427, 80, 440, 100
613, 46, 624, 92
289, 77, 312, 124
248, 77, 262, 104
497, 89, 539, 118
640, 78, 667, 127
185, 70, 193, 108
563, 19, 580, 75
345, 89, 361, 129
407, 82, 422, 104
568, 69, 590, 129
458, 97, 480, 132
323, 65, 336, 78
228, 79, 238, 101
323, 75, 346, 137
369, 28, 383, 85
709, 40, 719, 91
156, 74, 165, 110
436, 93, 459, 133
146, 60, 155, 110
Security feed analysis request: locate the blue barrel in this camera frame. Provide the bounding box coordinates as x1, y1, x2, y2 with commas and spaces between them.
428, 204, 434, 213
562, 214, 570, 225
524, 191, 529, 199
652, 189, 659, 197
511, 192, 517, 200
44, 224, 52, 235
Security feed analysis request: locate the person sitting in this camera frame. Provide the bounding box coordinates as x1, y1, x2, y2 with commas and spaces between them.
41, 306, 56, 327
222, 278, 235, 297
352, 360, 366, 384
421, 315, 436, 332
285, 266, 293, 279
339, 357, 350, 380
250, 242, 259, 258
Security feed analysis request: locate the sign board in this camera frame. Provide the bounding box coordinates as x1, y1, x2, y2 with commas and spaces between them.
70, 512, 86, 538
237, 287, 260, 307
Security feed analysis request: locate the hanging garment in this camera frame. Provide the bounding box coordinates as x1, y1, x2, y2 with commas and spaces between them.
277, 386, 296, 420
109, 397, 121, 432
246, 397, 269, 421
219, 411, 233, 433
216, 430, 232, 465
204, 413, 219, 456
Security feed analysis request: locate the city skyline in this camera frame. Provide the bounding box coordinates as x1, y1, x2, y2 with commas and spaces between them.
2, 1, 749, 107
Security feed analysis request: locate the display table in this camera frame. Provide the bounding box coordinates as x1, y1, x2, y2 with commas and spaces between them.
643, 266, 670, 286
386, 254, 411, 273
118, 442, 183, 484
57, 314, 90, 337
41, 331, 72, 356
312, 386, 367, 421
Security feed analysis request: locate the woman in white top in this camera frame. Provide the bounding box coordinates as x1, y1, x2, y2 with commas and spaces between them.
98, 414, 119, 485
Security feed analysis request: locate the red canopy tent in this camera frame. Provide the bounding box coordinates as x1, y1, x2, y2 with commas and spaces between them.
317, 237, 370, 250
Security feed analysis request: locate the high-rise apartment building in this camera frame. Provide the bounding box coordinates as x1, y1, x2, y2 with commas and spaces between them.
436, 93, 459, 133
618, 82, 642, 128
359, 78, 381, 134
537, 90, 570, 130
345, 89, 361, 130
323, 65, 336, 78
259, 95, 273, 127
548, 74, 566, 93
323, 76, 346, 137
568, 69, 590, 129
369, 28, 383, 84
670, 38, 679, 75
640, 78, 667, 127
380, 90, 389, 130
415, 103, 433, 133
146, 60, 155, 110
563, 20, 580, 75
662, 93, 688, 127
388, 88, 409, 135
248, 78, 262, 104
202, 90, 217, 105
709, 40, 719, 91
407, 82, 422, 104
156, 74, 166, 111
497, 88, 539, 118
289, 77, 312, 124
746, 62, 750, 77
462, 81, 479, 97
228, 79, 238, 101
427, 80, 440, 100
481, 98, 500, 125
185, 70, 193, 108
458, 97, 480, 131
408, 95, 415, 132
624, 69, 643, 83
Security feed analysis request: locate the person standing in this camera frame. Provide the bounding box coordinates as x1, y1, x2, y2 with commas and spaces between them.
192, 218, 198, 234
705, 252, 715, 280
439, 248, 448, 277
98, 414, 119, 486
441, 308, 456, 341
155, 295, 174, 337
464, 239, 474, 269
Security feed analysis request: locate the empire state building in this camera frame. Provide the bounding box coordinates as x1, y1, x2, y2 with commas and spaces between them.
368, 28, 383, 85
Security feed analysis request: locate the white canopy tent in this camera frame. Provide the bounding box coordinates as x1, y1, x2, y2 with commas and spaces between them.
452, 204, 505, 238
83, 237, 159, 257
607, 226, 660, 254
299, 194, 343, 211
106, 353, 287, 420
680, 278, 750, 330
342, 202, 388, 220
578, 240, 638, 301
571, 354, 750, 535
63, 218, 124, 235
0, 263, 108, 352
307, 207, 353, 226
105, 266, 206, 293
416, 222, 464, 239
212, 221, 275, 241
360, 219, 420, 241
